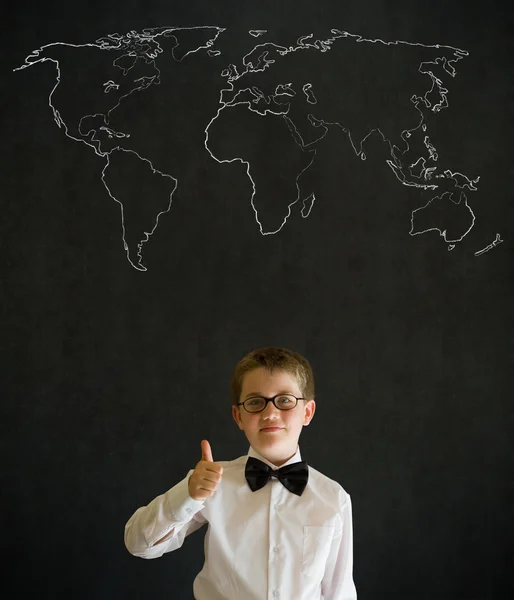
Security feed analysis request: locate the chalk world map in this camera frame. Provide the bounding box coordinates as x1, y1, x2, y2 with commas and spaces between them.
15, 26, 502, 270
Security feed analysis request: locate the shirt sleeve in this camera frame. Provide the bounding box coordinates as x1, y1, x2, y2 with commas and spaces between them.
321, 493, 357, 600
124, 469, 207, 559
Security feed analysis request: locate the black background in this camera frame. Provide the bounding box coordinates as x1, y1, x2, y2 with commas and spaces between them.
2, 1, 513, 598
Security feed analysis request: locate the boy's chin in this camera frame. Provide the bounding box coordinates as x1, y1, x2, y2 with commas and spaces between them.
252, 431, 296, 449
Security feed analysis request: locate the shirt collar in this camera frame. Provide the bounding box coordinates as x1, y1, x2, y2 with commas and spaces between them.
247, 445, 302, 470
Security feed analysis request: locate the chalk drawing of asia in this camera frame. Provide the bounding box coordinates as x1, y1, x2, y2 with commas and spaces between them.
15, 26, 502, 271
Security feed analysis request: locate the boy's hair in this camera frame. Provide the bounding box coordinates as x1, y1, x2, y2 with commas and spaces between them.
231, 347, 315, 406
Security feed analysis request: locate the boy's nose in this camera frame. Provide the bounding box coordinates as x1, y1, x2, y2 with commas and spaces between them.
262, 402, 281, 417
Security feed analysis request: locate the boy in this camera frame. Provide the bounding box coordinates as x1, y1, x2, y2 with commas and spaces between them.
124, 347, 357, 599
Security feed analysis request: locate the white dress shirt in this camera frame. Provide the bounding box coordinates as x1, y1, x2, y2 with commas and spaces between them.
124, 446, 357, 600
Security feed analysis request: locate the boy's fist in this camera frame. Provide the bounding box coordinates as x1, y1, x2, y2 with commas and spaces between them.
188, 440, 224, 501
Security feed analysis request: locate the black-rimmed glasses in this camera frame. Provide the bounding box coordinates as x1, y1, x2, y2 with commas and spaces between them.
237, 394, 306, 413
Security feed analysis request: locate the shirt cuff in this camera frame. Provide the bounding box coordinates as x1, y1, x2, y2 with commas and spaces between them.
163, 472, 205, 522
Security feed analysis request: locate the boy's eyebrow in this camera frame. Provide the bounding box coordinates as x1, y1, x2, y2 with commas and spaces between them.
243, 390, 298, 399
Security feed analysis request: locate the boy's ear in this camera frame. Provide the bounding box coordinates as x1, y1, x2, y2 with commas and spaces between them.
232, 405, 244, 430
303, 399, 316, 425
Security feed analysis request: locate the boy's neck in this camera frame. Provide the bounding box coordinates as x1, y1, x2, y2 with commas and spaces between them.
251, 445, 299, 468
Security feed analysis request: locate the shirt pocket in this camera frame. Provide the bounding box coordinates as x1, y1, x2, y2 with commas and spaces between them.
301, 525, 335, 580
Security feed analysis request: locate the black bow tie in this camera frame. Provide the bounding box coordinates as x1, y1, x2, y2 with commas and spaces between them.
245, 457, 309, 496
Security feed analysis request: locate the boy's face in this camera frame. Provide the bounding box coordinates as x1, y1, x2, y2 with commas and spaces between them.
232, 367, 316, 467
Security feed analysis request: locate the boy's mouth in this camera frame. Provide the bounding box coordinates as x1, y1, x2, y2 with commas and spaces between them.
260, 426, 284, 432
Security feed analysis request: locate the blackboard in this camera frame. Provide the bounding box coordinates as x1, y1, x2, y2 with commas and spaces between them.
3, 0, 513, 598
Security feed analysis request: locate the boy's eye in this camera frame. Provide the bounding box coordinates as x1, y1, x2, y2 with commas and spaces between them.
277, 395, 294, 404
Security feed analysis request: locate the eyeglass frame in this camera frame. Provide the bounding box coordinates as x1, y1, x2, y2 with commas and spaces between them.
236, 394, 306, 413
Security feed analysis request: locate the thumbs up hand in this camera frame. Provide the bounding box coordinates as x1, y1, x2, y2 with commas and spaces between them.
188, 440, 224, 501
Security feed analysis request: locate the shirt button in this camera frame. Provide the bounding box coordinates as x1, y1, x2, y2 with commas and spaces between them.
273, 546, 279, 553
273, 591, 279, 598
186, 508, 192, 514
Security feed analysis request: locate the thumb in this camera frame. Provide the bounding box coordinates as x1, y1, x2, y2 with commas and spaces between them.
201, 439, 214, 462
